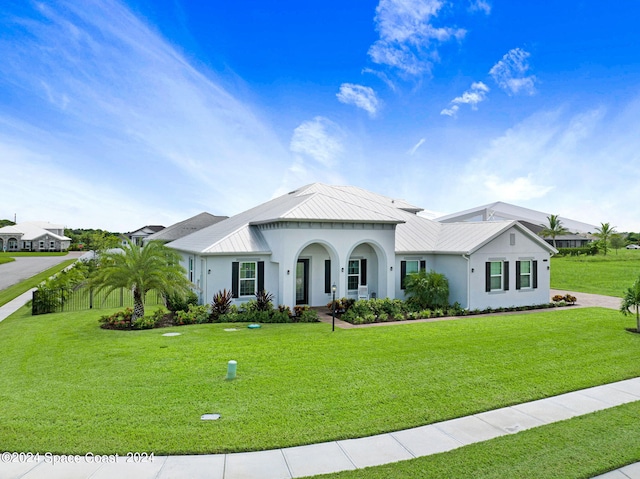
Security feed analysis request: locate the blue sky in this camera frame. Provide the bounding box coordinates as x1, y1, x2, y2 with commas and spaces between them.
2, 0, 640, 232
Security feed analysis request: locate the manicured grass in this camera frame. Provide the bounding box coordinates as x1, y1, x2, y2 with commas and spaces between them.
552, 249, 640, 297
0, 260, 76, 307
0, 256, 15, 265
0, 306, 638, 455
310, 402, 640, 479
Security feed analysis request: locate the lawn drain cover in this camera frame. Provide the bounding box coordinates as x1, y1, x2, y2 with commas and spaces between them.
224, 328, 239, 332
162, 332, 181, 337
201, 414, 221, 421
247, 324, 261, 329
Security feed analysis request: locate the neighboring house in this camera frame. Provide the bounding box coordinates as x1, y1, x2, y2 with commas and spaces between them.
167, 184, 556, 311
437, 201, 596, 248
143, 212, 227, 244
123, 225, 165, 246
0, 221, 71, 252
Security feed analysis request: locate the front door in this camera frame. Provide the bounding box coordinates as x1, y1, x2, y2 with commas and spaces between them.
296, 259, 309, 305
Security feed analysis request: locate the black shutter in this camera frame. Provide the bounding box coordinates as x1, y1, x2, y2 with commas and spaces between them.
533, 260, 538, 289
504, 261, 509, 291
231, 262, 239, 298
401, 261, 407, 290
420, 260, 426, 271
257, 261, 264, 293
325, 260, 331, 293
360, 259, 367, 286
485, 262, 491, 292
515, 261, 521, 290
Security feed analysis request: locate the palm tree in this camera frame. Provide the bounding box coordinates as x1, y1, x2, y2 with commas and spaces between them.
620, 277, 640, 332
91, 239, 192, 324
538, 214, 569, 248
594, 222, 616, 256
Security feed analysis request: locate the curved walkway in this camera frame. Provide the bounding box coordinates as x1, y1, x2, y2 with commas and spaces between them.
0, 289, 636, 479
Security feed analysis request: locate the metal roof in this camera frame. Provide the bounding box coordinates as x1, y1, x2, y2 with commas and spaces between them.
437, 201, 597, 234
167, 184, 555, 255
144, 212, 227, 243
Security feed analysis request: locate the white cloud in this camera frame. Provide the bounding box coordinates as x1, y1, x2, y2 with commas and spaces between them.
368, 0, 466, 76
408, 138, 426, 155
0, 0, 290, 229
441, 81, 489, 117
482, 174, 553, 201
440, 105, 459, 117
290, 117, 345, 168
469, 0, 491, 14
489, 48, 537, 95
337, 83, 381, 116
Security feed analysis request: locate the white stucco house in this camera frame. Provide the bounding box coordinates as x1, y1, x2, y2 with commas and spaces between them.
167, 184, 557, 310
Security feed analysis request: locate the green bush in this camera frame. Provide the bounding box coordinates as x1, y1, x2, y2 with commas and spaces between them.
99, 308, 134, 329
175, 304, 210, 325
165, 291, 198, 313
405, 270, 449, 310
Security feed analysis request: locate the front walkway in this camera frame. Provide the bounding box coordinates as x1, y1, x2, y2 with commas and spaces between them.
1, 289, 637, 479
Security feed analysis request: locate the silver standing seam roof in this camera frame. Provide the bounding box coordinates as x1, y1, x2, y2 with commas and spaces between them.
144, 212, 227, 243
167, 184, 557, 255
437, 201, 597, 234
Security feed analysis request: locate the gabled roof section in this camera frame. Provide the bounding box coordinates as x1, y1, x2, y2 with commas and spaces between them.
145, 212, 227, 243
433, 220, 557, 255
437, 201, 597, 234
167, 183, 414, 254
0, 222, 71, 241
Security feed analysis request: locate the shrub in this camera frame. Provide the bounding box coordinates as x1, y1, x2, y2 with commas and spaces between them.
211, 289, 233, 320
165, 291, 198, 313
255, 290, 274, 311
99, 308, 134, 330
175, 304, 210, 325
405, 270, 449, 310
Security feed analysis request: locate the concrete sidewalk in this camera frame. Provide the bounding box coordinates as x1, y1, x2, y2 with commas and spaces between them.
0, 289, 637, 478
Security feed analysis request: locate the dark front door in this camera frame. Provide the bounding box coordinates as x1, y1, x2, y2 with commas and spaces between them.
296, 259, 309, 305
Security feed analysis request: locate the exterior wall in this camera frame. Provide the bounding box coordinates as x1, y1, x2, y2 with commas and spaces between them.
394, 253, 436, 300
0, 234, 69, 252
432, 254, 469, 308
259, 222, 396, 307
177, 223, 552, 311
181, 253, 276, 307
467, 227, 552, 310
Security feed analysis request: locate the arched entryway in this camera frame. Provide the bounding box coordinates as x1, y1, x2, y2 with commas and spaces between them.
294, 242, 338, 307
345, 241, 386, 300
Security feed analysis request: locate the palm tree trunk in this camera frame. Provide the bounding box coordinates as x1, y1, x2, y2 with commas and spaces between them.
132, 288, 145, 325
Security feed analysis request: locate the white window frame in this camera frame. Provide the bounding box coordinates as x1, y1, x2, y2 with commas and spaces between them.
239, 261, 257, 297
405, 260, 420, 276
347, 259, 360, 291
489, 261, 504, 292
519, 260, 533, 290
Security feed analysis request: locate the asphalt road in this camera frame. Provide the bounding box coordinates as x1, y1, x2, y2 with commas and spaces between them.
0, 252, 84, 290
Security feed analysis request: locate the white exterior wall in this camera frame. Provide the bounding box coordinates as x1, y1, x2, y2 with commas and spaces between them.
432, 254, 469, 308
467, 226, 552, 310
394, 254, 436, 300
257, 222, 397, 307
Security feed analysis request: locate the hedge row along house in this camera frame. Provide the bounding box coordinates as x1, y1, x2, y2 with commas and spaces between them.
167, 184, 557, 310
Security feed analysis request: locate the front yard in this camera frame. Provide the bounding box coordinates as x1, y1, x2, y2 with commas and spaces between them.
0, 305, 638, 455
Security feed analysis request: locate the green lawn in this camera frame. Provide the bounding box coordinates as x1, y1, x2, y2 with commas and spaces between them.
0, 256, 15, 265
0, 305, 638, 455
0, 260, 76, 307
551, 249, 640, 296
311, 402, 640, 479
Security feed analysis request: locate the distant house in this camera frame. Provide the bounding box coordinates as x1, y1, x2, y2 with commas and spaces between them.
437, 201, 596, 248
0, 221, 71, 252
167, 184, 557, 310
123, 225, 165, 246
143, 212, 227, 245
